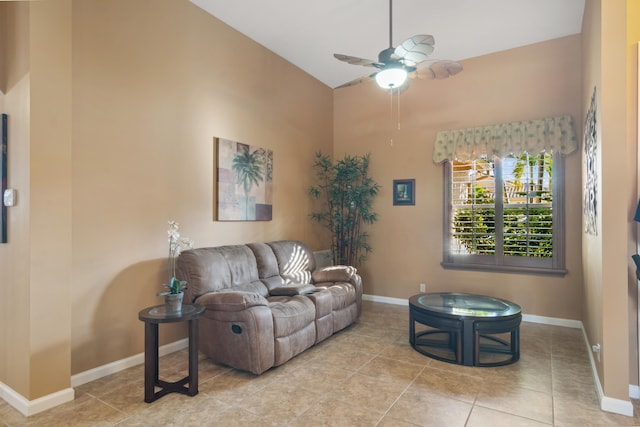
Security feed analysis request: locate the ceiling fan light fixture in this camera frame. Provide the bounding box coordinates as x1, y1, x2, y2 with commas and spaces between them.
375, 67, 408, 89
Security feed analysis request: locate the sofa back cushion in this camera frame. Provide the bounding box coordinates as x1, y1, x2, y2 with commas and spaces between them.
247, 242, 285, 290
267, 240, 316, 284
176, 245, 268, 303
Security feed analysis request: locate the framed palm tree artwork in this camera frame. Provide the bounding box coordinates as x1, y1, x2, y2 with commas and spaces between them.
216, 138, 273, 221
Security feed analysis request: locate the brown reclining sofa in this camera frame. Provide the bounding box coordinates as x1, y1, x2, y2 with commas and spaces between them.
176, 240, 362, 375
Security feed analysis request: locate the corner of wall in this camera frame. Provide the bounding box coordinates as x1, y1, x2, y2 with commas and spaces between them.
0, 381, 74, 417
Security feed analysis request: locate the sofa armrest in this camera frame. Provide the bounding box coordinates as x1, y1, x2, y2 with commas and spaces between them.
312, 265, 357, 283
195, 291, 269, 312
313, 268, 363, 318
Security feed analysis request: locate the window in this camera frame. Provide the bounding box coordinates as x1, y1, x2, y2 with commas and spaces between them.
443, 151, 566, 274
433, 114, 576, 274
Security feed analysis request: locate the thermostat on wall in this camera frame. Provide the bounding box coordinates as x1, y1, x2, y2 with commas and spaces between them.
3, 189, 16, 207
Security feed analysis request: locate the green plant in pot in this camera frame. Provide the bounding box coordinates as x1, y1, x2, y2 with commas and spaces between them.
158, 220, 193, 314
308, 152, 380, 267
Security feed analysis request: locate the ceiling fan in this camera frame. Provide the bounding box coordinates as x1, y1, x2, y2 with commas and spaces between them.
333, 0, 463, 89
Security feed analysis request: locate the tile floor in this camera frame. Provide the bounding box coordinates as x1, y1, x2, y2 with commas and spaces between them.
2, 300, 640, 426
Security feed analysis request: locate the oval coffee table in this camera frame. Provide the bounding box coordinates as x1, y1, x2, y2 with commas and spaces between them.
409, 292, 521, 367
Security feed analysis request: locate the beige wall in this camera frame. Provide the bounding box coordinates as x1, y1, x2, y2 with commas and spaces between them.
0, 1, 31, 399
628, 0, 640, 387
70, 0, 333, 374
334, 35, 584, 319
29, 0, 73, 399
581, 0, 636, 401
0, 0, 74, 400
600, 0, 631, 401
0, 1, 29, 94
0, 0, 333, 400
581, 0, 604, 393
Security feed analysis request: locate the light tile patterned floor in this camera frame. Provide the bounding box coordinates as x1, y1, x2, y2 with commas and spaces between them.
1, 300, 639, 426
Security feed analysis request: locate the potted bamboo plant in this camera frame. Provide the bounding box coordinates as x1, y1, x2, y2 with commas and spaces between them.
308, 152, 380, 267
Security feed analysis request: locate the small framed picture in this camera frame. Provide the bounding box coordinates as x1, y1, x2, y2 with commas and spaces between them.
393, 179, 415, 206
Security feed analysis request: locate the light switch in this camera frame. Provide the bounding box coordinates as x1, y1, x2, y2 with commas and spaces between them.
3, 189, 16, 207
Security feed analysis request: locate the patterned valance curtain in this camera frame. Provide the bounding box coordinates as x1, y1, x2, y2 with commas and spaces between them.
432, 115, 578, 163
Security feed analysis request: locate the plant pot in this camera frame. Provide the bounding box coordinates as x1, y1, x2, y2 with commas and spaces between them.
164, 292, 184, 315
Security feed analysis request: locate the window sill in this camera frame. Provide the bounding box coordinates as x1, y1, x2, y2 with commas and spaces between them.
441, 262, 568, 277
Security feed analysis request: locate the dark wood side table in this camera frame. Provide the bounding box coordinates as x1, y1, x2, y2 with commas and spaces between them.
138, 303, 205, 403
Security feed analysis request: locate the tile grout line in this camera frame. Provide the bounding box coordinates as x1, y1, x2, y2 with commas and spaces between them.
373, 364, 428, 427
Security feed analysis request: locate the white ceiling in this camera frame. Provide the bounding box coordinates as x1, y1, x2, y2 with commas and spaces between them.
190, 0, 585, 89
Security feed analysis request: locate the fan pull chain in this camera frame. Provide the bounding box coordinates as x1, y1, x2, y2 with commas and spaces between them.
397, 87, 401, 131
389, 88, 394, 146
388, 87, 402, 146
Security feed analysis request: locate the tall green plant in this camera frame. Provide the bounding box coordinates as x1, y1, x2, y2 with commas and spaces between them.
308, 152, 380, 267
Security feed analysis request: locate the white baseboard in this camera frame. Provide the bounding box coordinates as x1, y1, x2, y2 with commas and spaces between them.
0, 338, 189, 417
363, 294, 583, 329
601, 395, 634, 416
630, 384, 640, 399
71, 338, 188, 387
581, 327, 634, 416
0, 382, 74, 417
363, 294, 407, 306
521, 313, 582, 329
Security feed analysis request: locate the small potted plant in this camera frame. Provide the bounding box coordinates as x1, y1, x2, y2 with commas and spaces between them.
158, 220, 193, 314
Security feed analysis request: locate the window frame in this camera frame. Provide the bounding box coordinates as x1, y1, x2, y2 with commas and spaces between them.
442, 152, 567, 275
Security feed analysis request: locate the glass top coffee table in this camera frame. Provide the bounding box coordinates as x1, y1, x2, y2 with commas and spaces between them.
409, 292, 521, 367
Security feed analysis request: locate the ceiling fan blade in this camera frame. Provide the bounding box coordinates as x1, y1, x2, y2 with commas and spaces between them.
426, 60, 462, 79
335, 72, 378, 89
393, 35, 435, 66
333, 53, 381, 68
335, 76, 369, 89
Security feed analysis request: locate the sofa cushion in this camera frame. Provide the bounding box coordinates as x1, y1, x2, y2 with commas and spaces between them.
274, 323, 316, 366
306, 288, 333, 319
195, 291, 268, 312
176, 248, 232, 302
177, 245, 270, 303
269, 283, 316, 296
247, 242, 288, 291
268, 295, 316, 338
267, 241, 315, 284
323, 282, 357, 310
220, 245, 261, 286
225, 281, 271, 295
247, 242, 280, 278
312, 265, 357, 283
